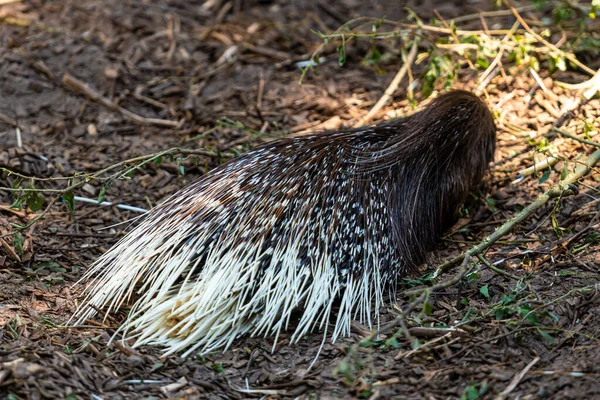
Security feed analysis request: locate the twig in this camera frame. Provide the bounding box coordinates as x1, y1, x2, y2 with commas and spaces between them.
552, 127, 600, 148
476, 254, 521, 280
438, 147, 600, 274
73, 196, 148, 214
555, 68, 600, 100
15, 127, 22, 148
353, 29, 421, 127
496, 356, 540, 400
530, 67, 559, 101
62, 73, 179, 128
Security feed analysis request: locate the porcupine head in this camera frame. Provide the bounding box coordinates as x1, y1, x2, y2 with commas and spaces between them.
72, 90, 496, 357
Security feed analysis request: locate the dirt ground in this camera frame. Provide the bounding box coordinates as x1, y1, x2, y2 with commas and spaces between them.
1, 0, 599, 399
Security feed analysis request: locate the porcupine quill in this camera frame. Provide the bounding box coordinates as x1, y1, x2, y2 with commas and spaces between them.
72, 90, 496, 357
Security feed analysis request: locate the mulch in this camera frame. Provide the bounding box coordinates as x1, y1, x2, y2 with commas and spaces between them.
1, 0, 599, 398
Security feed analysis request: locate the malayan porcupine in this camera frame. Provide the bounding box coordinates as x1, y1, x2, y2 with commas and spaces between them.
72, 90, 496, 357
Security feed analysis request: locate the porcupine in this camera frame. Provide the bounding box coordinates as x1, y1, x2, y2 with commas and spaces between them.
72, 90, 496, 357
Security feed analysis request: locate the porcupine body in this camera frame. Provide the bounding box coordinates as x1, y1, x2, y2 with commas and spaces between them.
73, 90, 496, 357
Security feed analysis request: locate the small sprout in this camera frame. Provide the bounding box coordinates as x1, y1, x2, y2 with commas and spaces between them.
485, 197, 496, 213
98, 183, 108, 204
213, 362, 225, 375
422, 301, 433, 315
13, 233, 23, 254
62, 190, 75, 216
337, 38, 346, 66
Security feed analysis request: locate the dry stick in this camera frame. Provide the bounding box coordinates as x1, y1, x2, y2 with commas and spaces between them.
556, 68, 600, 99
496, 356, 541, 400
353, 30, 421, 127
374, 255, 473, 348
62, 74, 179, 128
438, 147, 600, 274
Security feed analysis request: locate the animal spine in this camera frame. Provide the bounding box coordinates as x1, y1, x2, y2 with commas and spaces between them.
73, 90, 496, 357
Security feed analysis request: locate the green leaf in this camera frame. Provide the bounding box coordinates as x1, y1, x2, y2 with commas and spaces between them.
337, 43, 346, 66
495, 307, 505, 320
385, 336, 400, 349
364, 47, 382, 66
213, 362, 225, 374
479, 285, 490, 299
33, 261, 66, 273
539, 170, 551, 184
486, 197, 496, 212
26, 191, 44, 212
476, 58, 489, 69
422, 302, 433, 315
98, 184, 108, 204
422, 75, 435, 98
150, 361, 164, 372
467, 271, 479, 282
13, 233, 23, 254
530, 56, 540, 71
461, 384, 480, 400
10, 195, 25, 210
537, 328, 555, 345
62, 190, 75, 216
560, 164, 568, 181
502, 294, 516, 305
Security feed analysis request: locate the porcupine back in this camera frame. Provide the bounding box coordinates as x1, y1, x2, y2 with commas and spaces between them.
73, 90, 496, 357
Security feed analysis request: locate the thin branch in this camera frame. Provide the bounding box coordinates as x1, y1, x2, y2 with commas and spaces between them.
62, 73, 180, 128
552, 127, 600, 148
438, 147, 600, 274
496, 356, 540, 400
353, 29, 421, 127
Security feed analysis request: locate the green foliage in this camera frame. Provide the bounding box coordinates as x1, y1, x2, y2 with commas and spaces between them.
212, 362, 225, 375
337, 39, 347, 66
461, 382, 489, 400
420, 50, 455, 98
13, 233, 23, 254
98, 183, 109, 203
335, 359, 358, 386
538, 169, 551, 184
479, 285, 490, 299
62, 190, 75, 216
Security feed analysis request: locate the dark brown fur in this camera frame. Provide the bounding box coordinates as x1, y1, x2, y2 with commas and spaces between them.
367, 90, 496, 271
